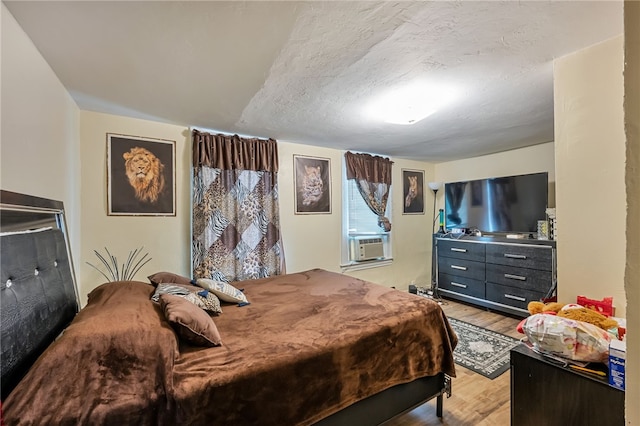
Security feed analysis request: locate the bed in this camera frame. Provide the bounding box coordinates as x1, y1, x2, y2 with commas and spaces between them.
1, 190, 457, 425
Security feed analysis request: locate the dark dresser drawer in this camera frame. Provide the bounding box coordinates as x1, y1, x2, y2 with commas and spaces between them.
486, 243, 552, 270
486, 283, 544, 310
438, 256, 485, 281
438, 273, 485, 299
486, 264, 552, 293
434, 236, 555, 317
437, 239, 485, 262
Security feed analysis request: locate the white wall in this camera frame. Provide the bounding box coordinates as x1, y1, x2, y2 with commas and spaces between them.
73, 124, 551, 313
77, 115, 437, 301
78, 111, 191, 303
434, 142, 555, 210
278, 141, 436, 289
277, 142, 343, 274
1, 4, 81, 261
554, 36, 626, 317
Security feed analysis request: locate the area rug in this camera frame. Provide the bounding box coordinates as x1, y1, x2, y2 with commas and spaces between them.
448, 317, 522, 379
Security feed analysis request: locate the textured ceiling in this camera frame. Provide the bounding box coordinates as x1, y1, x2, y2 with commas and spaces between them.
4, 1, 623, 161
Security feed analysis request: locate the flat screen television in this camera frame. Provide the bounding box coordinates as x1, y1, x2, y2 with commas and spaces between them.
444, 172, 548, 234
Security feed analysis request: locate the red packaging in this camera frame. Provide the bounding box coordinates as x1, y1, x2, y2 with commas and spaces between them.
576, 295, 614, 317
618, 326, 626, 340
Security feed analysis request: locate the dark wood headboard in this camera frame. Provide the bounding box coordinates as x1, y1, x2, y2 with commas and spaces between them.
0, 190, 79, 400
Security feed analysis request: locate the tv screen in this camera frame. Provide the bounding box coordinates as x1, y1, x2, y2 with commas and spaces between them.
444, 172, 548, 234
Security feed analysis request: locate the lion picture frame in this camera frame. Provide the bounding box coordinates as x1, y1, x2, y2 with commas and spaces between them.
107, 133, 176, 216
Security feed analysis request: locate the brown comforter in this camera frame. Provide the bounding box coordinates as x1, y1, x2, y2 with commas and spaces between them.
3, 269, 456, 425
3, 280, 179, 425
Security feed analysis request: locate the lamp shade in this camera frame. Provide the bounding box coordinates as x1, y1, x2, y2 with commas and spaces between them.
428, 181, 442, 191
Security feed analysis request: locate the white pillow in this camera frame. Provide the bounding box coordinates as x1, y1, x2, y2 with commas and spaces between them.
194, 278, 249, 306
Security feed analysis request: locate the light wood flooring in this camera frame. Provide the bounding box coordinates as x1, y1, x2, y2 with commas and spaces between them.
385, 298, 523, 426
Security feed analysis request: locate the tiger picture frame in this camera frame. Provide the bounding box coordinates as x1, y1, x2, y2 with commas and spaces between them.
293, 155, 331, 214
402, 168, 425, 214
107, 133, 176, 216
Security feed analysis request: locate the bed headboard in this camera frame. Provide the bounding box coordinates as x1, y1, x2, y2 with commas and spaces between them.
0, 190, 79, 400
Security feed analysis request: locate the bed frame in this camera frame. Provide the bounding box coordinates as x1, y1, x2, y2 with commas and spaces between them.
0, 189, 451, 423
0, 190, 79, 400
317, 373, 451, 425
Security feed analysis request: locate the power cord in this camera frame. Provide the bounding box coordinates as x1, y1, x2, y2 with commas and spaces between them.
417, 285, 447, 305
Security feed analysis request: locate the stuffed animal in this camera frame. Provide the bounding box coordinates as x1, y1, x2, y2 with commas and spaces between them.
527, 301, 564, 315
557, 304, 618, 330
527, 301, 618, 331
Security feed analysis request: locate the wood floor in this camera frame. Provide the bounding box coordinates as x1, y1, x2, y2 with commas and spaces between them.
385, 298, 524, 426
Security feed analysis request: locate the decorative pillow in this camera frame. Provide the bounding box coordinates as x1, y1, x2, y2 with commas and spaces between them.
184, 290, 223, 315
193, 278, 250, 306
148, 271, 192, 286
151, 283, 199, 302
160, 294, 222, 347
152, 284, 223, 314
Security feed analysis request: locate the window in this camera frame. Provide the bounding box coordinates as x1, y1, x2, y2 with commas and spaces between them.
341, 154, 393, 270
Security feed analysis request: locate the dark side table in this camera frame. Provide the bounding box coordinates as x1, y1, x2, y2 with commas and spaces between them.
510, 343, 624, 425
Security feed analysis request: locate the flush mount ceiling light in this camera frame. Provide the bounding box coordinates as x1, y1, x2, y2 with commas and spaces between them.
366, 82, 458, 125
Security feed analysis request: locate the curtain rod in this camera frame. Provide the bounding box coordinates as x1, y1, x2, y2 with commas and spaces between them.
189, 126, 272, 142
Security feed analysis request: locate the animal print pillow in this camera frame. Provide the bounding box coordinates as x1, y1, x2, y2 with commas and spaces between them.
151, 283, 198, 301
193, 278, 249, 306
152, 283, 222, 314
184, 290, 223, 315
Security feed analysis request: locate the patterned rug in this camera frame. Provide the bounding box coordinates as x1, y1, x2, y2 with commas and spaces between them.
448, 317, 522, 380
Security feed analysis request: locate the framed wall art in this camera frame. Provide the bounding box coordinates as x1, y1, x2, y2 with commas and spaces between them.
402, 169, 425, 214
293, 155, 331, 214
107, 133, 176, 216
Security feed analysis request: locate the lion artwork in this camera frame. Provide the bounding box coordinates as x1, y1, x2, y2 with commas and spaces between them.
123, 147, 165, 203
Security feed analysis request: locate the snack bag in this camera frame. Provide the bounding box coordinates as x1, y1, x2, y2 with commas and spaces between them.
521, 314, 611, 362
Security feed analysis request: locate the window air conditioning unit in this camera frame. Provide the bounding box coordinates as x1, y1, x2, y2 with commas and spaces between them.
352, 237, 384, 261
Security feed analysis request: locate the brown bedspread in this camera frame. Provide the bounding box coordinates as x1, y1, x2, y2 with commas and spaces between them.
172, 269, 457, 425
3, 281, 179, 425
3, 269, 456, 425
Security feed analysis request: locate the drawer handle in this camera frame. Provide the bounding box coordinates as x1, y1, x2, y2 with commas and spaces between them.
504, 253, 527, 260
450, 265, 467, 271
451, 248, 467, 253
504, 273, 527, 281
504, 294, 526, 302
451, 282, 467, 288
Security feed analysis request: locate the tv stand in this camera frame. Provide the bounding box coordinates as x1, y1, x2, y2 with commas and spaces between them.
434, 234, 556, 317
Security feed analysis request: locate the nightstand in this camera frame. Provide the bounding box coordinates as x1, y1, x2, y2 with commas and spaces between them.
510, 344, 624, 425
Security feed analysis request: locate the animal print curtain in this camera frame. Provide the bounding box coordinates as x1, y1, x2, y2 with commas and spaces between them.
344, 151, 393, 231
192, 130, 285, 282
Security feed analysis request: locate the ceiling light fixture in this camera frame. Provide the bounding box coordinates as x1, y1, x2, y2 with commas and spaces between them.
366, 82, 458, 125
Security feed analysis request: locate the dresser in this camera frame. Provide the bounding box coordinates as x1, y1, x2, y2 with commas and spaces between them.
435, 235, 556, 317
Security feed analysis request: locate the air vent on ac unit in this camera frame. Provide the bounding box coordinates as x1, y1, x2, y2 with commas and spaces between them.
352, 237, 384, 261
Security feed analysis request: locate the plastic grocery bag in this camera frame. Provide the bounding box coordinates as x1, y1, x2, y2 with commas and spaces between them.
521, 314, 612, 363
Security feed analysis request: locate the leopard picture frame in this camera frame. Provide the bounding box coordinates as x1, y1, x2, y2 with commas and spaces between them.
293, 155, 331, 214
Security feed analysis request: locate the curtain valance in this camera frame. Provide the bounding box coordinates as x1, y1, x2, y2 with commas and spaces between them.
192, 130, 279, 172
344, 151, 393, 185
